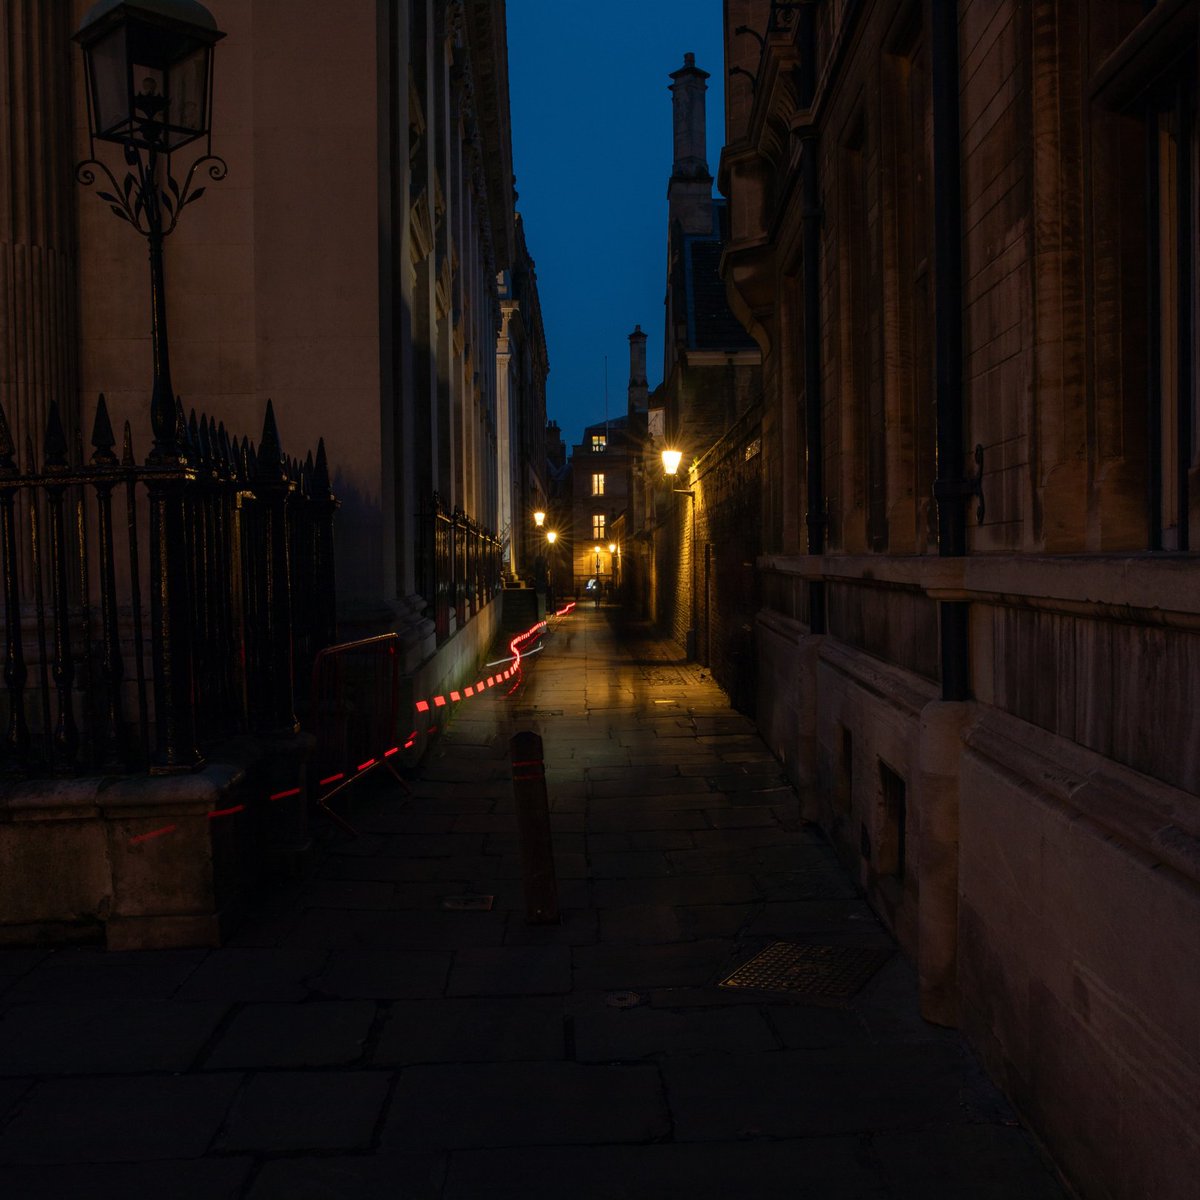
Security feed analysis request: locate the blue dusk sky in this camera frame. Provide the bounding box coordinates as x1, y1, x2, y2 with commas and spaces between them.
507, 0, 726, 453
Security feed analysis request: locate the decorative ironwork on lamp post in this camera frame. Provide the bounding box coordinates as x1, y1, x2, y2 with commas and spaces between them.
74, 0, 227, 772
74, 0, 227, 465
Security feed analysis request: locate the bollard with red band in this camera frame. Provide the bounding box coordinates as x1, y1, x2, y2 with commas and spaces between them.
509, 730, 559, 925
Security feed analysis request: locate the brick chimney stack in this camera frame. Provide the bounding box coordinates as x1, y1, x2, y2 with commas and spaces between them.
668, 53, 714, 235
628, 324, 648, 415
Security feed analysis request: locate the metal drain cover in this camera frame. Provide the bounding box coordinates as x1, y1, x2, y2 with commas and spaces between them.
719, 942, 890, 1000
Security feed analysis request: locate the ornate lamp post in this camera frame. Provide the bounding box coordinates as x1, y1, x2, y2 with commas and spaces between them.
74, 0, 226, 465
74, 0, 227, 771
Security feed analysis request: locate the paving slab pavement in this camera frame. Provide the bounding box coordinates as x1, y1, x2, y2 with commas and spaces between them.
0, 605, 1068, 1198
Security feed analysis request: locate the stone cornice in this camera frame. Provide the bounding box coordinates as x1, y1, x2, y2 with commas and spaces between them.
759, 553, 1200, 628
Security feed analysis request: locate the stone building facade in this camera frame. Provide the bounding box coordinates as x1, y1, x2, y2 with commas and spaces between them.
0, 0, 544, 945
720, 1, 1199, 1196
628, 53, 762, 705
497, 213, 549, 584
29, 0, 543, 685
568, 414, 633, 595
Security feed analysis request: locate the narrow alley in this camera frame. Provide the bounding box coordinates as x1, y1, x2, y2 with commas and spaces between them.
0, 607, 1065, 1198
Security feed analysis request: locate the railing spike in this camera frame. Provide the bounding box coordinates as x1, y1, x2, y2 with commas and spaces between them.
188, 408, 201, 461
91, 394, 118, 466
257, 399, 284, 480
43, 402, 68, 470
198, 413, 213, 466
121, 421, 136, 468
313, 437, 331, 494
24, 435, 36, 474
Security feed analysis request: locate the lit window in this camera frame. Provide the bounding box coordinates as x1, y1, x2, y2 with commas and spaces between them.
592, 473, 605, 496
591, 434, 606, 452
592, 514, 606, 539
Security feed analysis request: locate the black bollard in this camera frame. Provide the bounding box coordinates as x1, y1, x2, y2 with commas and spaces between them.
510, 730, 560, 924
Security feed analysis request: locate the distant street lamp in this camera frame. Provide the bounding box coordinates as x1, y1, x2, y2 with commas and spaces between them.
533, 510, 546, 527
545, 530, 557, 545
660, 449, 697, 658
74, 0, 227, 464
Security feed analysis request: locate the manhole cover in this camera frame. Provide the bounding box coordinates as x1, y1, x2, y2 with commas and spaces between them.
442, 894, 494, 911
604, 990, 644, 1008
719, 942, 890, 1000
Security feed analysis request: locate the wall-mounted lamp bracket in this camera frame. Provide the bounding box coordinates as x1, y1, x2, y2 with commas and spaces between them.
932, 443, 986, 525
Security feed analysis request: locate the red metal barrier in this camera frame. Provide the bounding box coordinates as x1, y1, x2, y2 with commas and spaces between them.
308, 633, 410, 834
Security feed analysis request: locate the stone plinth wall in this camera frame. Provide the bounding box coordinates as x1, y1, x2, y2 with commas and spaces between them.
0, 733, 311, 950
960, 710, 1200, 1200
754, 553, 1200, 1197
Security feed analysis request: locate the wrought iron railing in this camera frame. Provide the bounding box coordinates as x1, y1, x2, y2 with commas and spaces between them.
0, 393, 337, 776
417, 493, 502, 645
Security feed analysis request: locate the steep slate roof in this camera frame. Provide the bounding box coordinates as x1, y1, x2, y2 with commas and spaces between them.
685, 238, 757, 351
681, 232, 753, 348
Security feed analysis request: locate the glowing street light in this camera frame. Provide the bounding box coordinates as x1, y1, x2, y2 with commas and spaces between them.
546, 530, 557, 544
533, 510, 546, 527
662, 448, 683, 476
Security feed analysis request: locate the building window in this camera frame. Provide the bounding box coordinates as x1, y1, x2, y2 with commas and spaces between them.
592, 473, 605, 496
1094, 6, 1198, 550
591, 434, 606, 452
592, 513, 606, 539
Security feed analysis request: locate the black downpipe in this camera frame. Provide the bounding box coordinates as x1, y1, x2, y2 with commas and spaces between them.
799, 2, 826, 635
1175, 80, 1192, 551
1146, 99, 1162, 550
930, 0, 970, 701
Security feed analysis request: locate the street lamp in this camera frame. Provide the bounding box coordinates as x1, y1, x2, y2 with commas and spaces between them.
533, 510, 546, 528
545, 530, 557, 545
660, 449, 698, 658
74, 0, 227, 464
73, 0, 227, 773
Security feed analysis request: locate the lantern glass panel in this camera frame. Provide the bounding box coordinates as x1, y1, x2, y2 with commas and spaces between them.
89, 27, 129, 138
168, 46, 208, 140
130, 62, 167, 136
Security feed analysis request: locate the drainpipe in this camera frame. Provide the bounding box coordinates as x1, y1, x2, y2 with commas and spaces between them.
930, 0, 970, 701
798, 1, 826, 634
919, 0, 969, 1029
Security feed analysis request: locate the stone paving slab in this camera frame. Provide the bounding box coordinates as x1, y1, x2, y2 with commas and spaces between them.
202, 1001, 376, 1069
382, 1061, 670, 1149
0, 605, 1067, 1198
247, 1153, 445, 1200
571, 1001, 778, 1061
216, 1070, 393, 1152
0, 1000, 226, 1074
1, 947, 207, 1003
0, 1158, 254, 1200
0, 1073, 242, 1162
309, 948, 453, 999
174, 948, 327, 1002
662, 1043, 994, 1140
442, 1139, 887, 1200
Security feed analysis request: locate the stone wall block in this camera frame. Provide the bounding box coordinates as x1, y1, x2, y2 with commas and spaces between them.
914, 700, 974, 1026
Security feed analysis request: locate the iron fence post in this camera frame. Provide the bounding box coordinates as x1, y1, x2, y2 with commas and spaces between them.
250, 400, 298, 735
